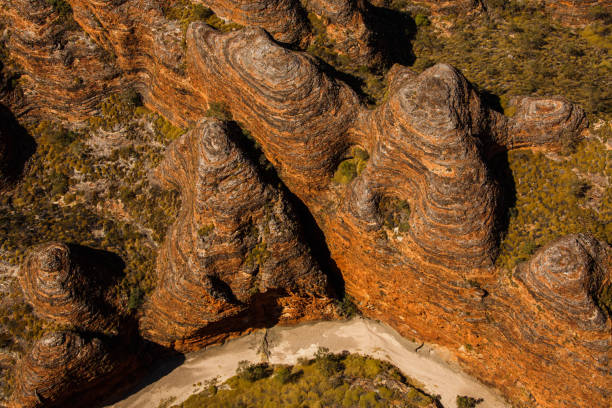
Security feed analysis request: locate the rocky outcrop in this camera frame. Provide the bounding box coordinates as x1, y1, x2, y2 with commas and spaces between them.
516, 234, 609, 332
482, 234, 611, 407
2, 1, 609, 407
0, 0, 124, 122
200, 0, 309, 44
19, 243, 120, 333
10, 331, 140, 408
186, 24, 360, 197
305, 0, 382, 64
11, 243, 142, 408
141, 118, 334, 350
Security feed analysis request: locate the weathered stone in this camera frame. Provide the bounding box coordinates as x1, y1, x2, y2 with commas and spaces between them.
140, 118, 334, 350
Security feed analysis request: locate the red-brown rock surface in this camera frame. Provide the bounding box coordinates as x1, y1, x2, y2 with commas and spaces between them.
10, 331, 141, 408
305, 0, 381, 64
141, 118, 335, 350
12, 243, 143, 408
199, 0, 309, 44
1, 1, 610, 407
19, 243, 120, 333
0, 0, 124, 122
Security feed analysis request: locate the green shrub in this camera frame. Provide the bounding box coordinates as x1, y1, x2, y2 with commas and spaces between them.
127, 286, 144, 311
333, 147, 369, 184
177, 353, 434, 407
415, 14, 431, 27
378, 197, 411, 233
333, 160, 358, 184
205, 102, 233, 121
198, 224, 214, 237
273, 366, 292, 384
235, 361, 272, 382
457, 395, 483, 408
245, 242, 270, 267
337, 294, 359, 318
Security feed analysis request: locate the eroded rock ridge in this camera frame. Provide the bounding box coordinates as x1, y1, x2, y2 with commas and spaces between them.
2, 1, 610, 407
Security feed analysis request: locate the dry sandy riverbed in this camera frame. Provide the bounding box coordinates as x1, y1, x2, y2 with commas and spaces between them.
107, 318, 509, 408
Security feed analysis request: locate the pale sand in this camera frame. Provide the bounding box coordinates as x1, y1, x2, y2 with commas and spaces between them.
107, 318, 509, 408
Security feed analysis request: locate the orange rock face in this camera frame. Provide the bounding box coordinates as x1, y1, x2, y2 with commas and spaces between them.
0, 0, 124, 122
2, 1, 610, 407
10, 331, 141, 408
140, 118, 335, 350
19, 243, 119, 332
201, 0, 309, 44
11, 243, 143, 408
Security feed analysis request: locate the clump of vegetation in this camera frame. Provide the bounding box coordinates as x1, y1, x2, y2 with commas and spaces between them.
456, 395, 483, 408
378, 197, 411, 233
174, 351, 436, 407
205, 101, 233, 121
88, 89, 144, 131
198, 224, 214, 237
163, 0, 243, 35
235, 361, 273, 383
496, 128, 611, 271
46, 0, 77, 26
245, 242, 270, 267
305, 13, 386, 107
337, 294, 359, 318
408, 1, 610, 118
333, 146, 369, 184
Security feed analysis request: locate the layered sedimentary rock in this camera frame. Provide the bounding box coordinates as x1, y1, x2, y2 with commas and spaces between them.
11, 243, 142, 408
68, 0, 209, 126
10, 331, 140, 408
481, 234, 611, 407
19, 243, 119, 333
305, 0, 381, 64
2, 1, 610, 407
177, 26, 605, 405
199, 0, 309, 44
186, 25, 360, 197
0, 0, 124, 122
141, 118, 333, 350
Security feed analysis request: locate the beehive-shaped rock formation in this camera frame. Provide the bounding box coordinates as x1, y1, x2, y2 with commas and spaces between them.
141, 118, 333, 350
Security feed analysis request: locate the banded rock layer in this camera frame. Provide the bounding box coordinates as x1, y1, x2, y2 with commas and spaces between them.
1, 1, 609, 407
10, 331, 140, 408
11, 243, 142, 408
180, 27, 606, 407
0, 0, 123, 122
199, 0, 309, 44
19, 243, 119, 333
141, 119, 334, 350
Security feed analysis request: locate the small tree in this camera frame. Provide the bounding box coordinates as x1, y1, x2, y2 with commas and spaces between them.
457, 395, 483, 408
